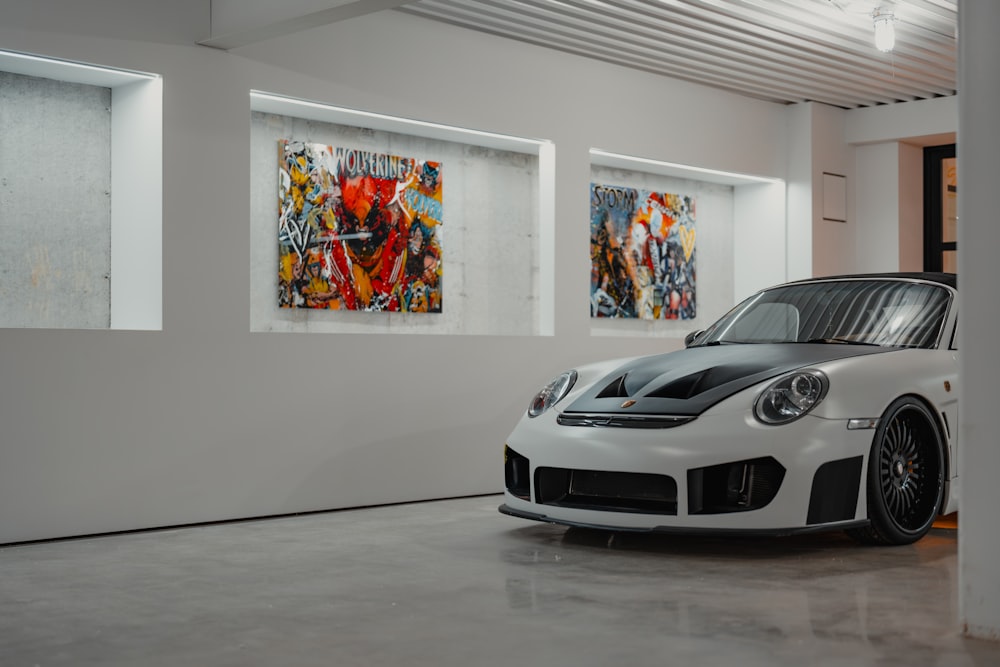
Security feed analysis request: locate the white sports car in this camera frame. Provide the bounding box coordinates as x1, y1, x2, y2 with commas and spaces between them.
501, 273, 958, 545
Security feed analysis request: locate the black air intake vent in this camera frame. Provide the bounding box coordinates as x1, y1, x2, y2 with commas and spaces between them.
647, 364, 772, 400
595, 374, 630, 399
688, 457, 785, 514
535, 467, 677, 515
504, 446, 530, 500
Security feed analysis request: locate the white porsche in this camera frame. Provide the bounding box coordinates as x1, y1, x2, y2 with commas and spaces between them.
501, 273, 958, 545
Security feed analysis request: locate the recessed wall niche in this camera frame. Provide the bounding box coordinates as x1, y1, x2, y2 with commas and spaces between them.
0, 50, 162, 331
588, 149, 787, 338
249, 92, 554, 336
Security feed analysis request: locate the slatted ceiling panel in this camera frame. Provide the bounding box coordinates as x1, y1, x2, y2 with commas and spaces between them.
396, 0, 957, 109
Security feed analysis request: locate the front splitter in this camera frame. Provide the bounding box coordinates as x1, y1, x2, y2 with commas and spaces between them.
498, 503, 868, 538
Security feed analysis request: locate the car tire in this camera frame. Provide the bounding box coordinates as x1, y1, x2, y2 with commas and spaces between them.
847, 397, 945, 546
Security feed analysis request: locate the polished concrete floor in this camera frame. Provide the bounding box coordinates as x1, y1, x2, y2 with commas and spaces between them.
1, 495, 997, 667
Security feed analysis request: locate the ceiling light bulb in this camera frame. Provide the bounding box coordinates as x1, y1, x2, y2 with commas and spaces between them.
873, 9, 895, 52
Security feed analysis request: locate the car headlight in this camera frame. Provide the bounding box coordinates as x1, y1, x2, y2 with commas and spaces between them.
528, 370, 578, 418
753, 371, 827, 425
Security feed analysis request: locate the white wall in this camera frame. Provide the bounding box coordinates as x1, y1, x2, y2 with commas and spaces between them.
898, 142, 924, 272
851, 137, 949, 275
110, 77, 163, 330
0, 2, 790, 543
785, 102, 859, 279
854, 142, 901, 272
811, 103, 855, 278
733, 182, 787, 302
958, 0, 1000, 642
784, 103, 814, 281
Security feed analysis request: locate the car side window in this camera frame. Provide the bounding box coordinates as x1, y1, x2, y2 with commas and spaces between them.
950, 316, 958, 350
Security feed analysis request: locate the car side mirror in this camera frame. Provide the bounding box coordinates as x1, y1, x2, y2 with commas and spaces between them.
684, 330, 704, 348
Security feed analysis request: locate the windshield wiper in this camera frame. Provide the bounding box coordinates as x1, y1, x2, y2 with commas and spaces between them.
701, 340, 758, 346
804, 337, 881, 346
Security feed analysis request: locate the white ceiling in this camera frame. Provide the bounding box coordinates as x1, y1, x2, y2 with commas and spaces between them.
207, 0, 958, 110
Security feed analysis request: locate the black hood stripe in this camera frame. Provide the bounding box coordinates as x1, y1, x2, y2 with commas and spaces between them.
563, 344, 892, 416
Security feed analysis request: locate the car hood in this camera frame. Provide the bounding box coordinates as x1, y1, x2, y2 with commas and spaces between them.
562, 343, 893, 417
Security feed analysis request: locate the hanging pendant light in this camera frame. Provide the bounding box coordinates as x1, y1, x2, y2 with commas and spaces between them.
872, 7, 896, 52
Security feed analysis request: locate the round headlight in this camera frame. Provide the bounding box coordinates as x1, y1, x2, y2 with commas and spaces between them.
754, 371, 827, 425
528, 370, 578, 418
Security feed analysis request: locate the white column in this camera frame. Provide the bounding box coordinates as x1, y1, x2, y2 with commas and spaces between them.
785, 103, 814, 280
958, 0, 1000, 642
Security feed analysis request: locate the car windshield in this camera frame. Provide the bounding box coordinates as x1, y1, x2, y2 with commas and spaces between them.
694, 279, 951, 349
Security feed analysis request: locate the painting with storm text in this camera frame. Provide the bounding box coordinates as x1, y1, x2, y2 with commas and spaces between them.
590, 182, 696, 319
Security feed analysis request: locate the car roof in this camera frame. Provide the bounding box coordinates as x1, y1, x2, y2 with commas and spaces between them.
790, 272, 957, 290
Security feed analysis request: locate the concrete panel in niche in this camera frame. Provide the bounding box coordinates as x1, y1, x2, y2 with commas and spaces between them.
250, 111, 540, 335
0, 71, 112, 328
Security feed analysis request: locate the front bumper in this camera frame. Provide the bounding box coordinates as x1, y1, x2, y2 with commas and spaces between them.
502, 405, 877, 533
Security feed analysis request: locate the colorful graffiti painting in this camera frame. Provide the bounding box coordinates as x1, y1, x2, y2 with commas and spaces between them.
590, 182, 696, 320
278, 140, 443, 312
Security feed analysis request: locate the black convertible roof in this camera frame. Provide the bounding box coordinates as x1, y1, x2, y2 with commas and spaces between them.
792, 272, 956, 289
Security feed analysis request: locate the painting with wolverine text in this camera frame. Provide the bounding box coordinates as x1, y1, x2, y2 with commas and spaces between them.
278, 140, 443, 312
590, 182, 696, 320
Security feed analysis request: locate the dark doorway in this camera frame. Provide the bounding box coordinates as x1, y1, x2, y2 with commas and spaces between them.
924, 144, 957, 272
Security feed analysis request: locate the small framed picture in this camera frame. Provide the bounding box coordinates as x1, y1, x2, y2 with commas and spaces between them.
822, 172, 847, 223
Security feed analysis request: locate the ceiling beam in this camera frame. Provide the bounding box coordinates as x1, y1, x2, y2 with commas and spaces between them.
199, 0, 413, 50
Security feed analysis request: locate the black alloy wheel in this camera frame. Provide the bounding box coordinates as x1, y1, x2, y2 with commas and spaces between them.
848, 397, 945, 546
